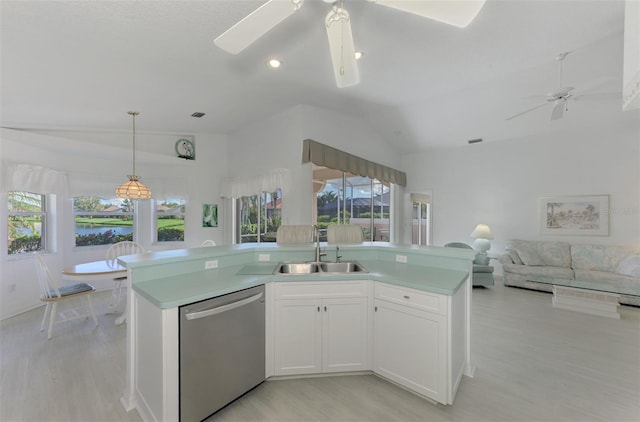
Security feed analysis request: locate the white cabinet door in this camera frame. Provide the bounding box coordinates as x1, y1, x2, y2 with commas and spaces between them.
273, 298, 322, 376
322, 297, 369, 373
373, 298, 447, 403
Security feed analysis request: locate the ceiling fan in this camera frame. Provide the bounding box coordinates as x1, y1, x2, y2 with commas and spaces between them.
213, 0, 486, 88
506, 51, 619, 121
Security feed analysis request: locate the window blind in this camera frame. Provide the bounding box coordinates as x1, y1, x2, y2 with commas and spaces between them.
301, 139, 407, 187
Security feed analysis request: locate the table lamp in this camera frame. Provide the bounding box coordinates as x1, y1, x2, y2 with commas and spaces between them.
470, 224, 493, 265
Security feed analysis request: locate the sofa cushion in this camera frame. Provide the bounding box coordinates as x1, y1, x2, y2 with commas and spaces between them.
616, 255, 640, 277
502, 263, 574, 279
574, 269, 640, 296
571, 244, 639, 272
510, 240, 571, 267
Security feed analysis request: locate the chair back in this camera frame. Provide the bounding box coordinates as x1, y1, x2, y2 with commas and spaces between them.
200, 240, 216, 247
106, 241, 144, 268
327, 225, 364, 244
33, 252, 60, 299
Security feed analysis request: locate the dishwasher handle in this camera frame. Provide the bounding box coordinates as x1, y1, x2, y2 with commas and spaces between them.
185, 292, 263, 321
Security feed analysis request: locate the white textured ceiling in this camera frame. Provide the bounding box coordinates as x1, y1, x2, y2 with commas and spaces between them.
1, 0, 637, 152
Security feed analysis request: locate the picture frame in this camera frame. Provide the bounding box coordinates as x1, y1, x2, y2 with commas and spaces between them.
202, 204, 218, 228
539, 195, 609, 236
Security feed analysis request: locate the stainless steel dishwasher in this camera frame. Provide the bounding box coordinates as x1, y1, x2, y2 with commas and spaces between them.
179, 285, 265, 421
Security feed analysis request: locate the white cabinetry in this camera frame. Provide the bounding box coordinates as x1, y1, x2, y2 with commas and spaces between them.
373, 282, 467, 405
273, 281, 370, 376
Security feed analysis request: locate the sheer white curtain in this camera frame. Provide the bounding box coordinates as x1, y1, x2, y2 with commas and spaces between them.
220, 168, 290, 198
1, 163, 68, 195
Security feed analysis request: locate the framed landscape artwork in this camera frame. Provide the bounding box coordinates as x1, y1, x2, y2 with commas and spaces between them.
539, 195, 609, 236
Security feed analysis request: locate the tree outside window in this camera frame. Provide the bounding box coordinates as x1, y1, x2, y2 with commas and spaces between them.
7, 191, 46, 255
237, 190, 281, 243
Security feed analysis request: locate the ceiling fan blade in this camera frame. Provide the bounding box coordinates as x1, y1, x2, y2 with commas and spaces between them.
367, 0, 486, 28
550, 99, 566, 121
214, 0, 304, 54
325, 7, 359, 88
573, 92, 622, 102
506, 102, 549, 121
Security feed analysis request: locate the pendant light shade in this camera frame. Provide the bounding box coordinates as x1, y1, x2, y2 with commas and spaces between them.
116, 111, 151, 199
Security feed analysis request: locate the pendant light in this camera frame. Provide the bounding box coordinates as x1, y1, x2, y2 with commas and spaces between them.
115, 111, 151, 199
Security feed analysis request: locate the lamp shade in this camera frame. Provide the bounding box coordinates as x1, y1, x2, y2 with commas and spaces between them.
470, 224, 493, 240
116, 175, 151, 199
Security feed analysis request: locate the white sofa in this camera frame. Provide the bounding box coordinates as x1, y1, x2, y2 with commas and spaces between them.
499, 239, 640, 306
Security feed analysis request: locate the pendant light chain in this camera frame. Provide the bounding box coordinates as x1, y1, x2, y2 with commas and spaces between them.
129, 111, 139, 177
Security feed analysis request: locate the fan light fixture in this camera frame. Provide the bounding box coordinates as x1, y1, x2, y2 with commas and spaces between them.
115, 111, 151, 199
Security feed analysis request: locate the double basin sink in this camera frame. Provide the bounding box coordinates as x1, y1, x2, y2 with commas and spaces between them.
274, 261, 368, 275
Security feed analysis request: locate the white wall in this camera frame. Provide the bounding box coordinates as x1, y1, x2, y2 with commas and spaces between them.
227, 104, 403, 226
0, 128, 227, 319
401, 118, 640, 272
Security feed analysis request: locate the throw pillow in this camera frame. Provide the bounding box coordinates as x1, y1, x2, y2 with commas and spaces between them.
616, 256, 640, 277
506, 249, 524, 265
511, 240, 544, 266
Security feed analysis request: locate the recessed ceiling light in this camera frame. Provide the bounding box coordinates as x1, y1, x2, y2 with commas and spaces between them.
354, 51, 364, 60
267, 58, 282, 69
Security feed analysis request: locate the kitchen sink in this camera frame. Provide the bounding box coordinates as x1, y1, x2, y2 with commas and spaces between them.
274, 262, 321, 274
273, 261, 367, 275
320, 262, 367, 273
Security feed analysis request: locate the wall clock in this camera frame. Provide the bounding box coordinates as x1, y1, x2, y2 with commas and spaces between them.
175, 138, 195, 160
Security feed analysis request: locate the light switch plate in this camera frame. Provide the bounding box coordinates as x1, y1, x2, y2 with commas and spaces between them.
205, 260, 218, 269
395, 255, 407, 263
258, 254, 270, 261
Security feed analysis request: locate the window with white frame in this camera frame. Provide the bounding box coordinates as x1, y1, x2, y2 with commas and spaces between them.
313, 165, 391, 242
73, 196, 134, 247
236, 189, 282, 243
155, 198, 185, 242
7, 191, 48, 255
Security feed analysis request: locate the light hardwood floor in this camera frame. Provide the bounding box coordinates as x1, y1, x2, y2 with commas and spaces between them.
1, 279, 639, 422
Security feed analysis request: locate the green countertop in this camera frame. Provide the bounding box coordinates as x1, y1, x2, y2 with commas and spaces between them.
133, 259, 470, 309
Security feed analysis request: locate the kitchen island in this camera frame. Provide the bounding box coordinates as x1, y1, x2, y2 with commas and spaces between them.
118, 243, 476, 422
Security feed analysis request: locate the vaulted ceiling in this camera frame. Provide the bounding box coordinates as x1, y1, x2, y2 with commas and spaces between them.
1, 1, 637, 152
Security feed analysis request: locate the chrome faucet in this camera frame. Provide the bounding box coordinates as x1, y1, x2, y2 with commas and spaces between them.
314, 225, 327, 262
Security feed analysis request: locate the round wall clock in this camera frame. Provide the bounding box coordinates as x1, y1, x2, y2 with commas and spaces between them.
175, 138, 195, 160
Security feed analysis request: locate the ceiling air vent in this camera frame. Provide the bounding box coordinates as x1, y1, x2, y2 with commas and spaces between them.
467, 138, 483, 144
191, 112, 205, 118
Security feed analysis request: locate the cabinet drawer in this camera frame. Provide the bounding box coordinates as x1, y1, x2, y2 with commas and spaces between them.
375, 282, 446, 315
275, 281, 369, 300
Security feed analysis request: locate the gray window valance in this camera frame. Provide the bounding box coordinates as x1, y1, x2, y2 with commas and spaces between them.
301, 139, 407, 187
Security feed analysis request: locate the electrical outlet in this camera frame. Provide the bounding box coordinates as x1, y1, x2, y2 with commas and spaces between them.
395, 255, 407, 263
205, 260, 218, 269
258, 254, 270, 262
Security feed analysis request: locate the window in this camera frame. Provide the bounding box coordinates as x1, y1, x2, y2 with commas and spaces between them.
73, 196, 134, 247
156, 198, 185, 242
314, 165, 391, 242
7, 191, 47, 255
236, 189, 282, 243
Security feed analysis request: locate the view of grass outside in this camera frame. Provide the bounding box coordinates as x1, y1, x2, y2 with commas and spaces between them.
7, 191, 45, 255
157, 199, 185, 242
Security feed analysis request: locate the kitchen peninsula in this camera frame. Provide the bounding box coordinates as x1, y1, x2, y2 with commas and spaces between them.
118, 243, 476, 422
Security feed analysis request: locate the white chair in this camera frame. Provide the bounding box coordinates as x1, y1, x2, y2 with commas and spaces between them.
105, 241, 144, 313
34, 252, 97, 340
200, 240, 216, 247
